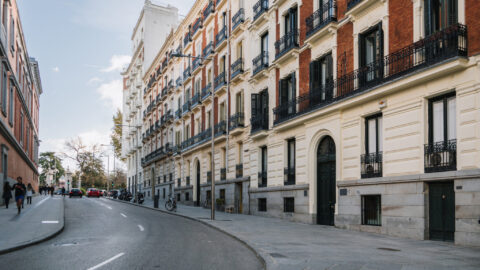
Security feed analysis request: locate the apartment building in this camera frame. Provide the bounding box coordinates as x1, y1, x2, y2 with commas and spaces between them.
122, 1, 178, 196
0, 0, 42, 203
140, 0, 480, 246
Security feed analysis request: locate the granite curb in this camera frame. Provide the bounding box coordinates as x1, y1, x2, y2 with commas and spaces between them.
107, 198, 268, 270
0, 197, 65, 255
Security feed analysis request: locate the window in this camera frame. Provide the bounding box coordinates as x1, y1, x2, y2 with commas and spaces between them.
2, 2, 7, 27
361, 195, 381, 226
8, 85, 13, 126
20, 111, 24, 145
261, 146, 267, 173
285, 138, 295, 185
279, 73, 296, 115
236, 41, 243, 59
251, 89, 269, 131
1, 145, 7, 181
163, 188, 166, 199
258, 198, 267, 212
284, 197, 294, 213
220, 189, 225, 201
429, 93, 456, 144
219, 102, 225, 121
1, 64, 5, 115
365, 114, 383, 155
206, 190, 211, 202
10, 16, 14, 51
185, 192, 190, 201
424, 0, 457, 36
359, 23, 383, 83
284, 6, 298, 35
310, 53, 333, 101
261, 32, 268, 55
235, 91, 244, 114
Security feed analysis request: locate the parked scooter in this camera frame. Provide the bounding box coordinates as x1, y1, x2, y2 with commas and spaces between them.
137, 193, 145, 204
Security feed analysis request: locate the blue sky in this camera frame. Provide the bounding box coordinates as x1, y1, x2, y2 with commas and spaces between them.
18, 0, 194, 169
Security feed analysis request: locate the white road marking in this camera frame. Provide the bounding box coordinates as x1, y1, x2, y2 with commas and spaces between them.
138, 225, 144, 231
42, 220, 59, 224
120, 213, 127, 218
33, 197, 50, 209
87, 252, 125, 270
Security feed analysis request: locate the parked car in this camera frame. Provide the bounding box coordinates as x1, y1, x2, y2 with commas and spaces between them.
87, 188, 101, 198
55, 189, 64, 195
69, 188, 83, 198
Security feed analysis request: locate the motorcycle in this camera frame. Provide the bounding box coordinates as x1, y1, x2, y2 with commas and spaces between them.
137, 193, 145, 204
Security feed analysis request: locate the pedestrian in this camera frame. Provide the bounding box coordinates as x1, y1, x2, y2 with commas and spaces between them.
61, 187, 65, 197
12, 177, 26, 214
26, 183, 33, 205
50, 186, 54, 197
2, 182, 12, 208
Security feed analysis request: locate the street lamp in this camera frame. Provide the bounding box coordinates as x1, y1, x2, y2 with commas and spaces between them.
171, 53, 216, 220
116, 124, 142, 202
100, 144, 115, 192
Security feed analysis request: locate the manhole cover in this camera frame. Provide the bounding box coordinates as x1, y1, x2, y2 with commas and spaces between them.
377, 247, 401, 252
269, 253, 287, 258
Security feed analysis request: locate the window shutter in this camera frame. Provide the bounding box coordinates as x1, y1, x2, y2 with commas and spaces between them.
251, 93, 258, 120
375, 23, 384, 62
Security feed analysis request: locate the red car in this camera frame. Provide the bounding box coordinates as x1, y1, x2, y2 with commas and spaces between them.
87, 188, 101, 198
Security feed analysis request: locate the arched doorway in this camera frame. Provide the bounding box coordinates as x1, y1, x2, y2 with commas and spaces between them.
317, 136, 336, 225
195, 160, 200, 206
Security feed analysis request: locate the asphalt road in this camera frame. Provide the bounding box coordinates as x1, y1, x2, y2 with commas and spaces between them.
0, 197, 263, 270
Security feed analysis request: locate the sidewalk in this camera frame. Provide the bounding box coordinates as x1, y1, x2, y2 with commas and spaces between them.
0, 195, 65, 254
114, 198, 480, 270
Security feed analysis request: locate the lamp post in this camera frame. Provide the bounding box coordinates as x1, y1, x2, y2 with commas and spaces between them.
171, 52, 215, 220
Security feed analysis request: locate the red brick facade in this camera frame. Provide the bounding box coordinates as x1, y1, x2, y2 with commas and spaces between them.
389, 0, 413, 53
466, 0, 480, 56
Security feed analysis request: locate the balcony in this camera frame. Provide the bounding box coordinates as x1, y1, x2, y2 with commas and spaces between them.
186, 176, 191, 186
252, 52, 269, 76
176, 76, 183, 87
230, 58, 244, 81
176, 44, 183, 55
347, 0, 363, 10
361, 152, 382, 178
192, 57, 203, 73
284, 167, 295, 185
236, 164, 243, 178
207, 171, 212, 183
203, 41, 214, 60
306, 0, 337, 38
165, 110, 173, 122
203, 1, 214, 20
251, 115, 268, 134
214, 72, 226, 92
232, 8, 245, 33
201, 83, 212, 101
214, 121, 227, 137
191, 92, 201, 108
229, 112, 245, 134
175, 108, 182, 119
273, 24, 468, 125
181, 128, 212, 152
424, 140, 456, 173
258, 171, 267, 187
183, 66, 191, 80
184, 31, 192, 47
215, 27, 227, 50
182, 100, 191, 115
162, 57, 168, 71
192, 18, 203, 37
220, 168, 226, 181
162, 86, 168, 98
275, 30, 299, 60
253, 0, 268, 23
168, 79, 174, 91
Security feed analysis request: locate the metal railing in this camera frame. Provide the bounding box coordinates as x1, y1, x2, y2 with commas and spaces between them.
191, 92, 201, 107
175, 108, 182, 119
229, 112, 245, 130
361, 152, 383, 178
424, 140, 456, 173
216, 26, 227, 47
214, 121, 227, 137
347, 0, 363, 10
193, 57, 202, 72
183, 66, 191, 79
275, 30, 299, 59
231, 58, 244, 79
273, 24, 467, 125
176, 76, 183, 87
182, 100, 191, 115
192, 18, 203, 36
203, 41, 214, 58
251, 115, 268, 134
252, 51, 269, 75
232, 8, 245, 31
203, 1, 214, 19
306, 0, 337, 38
253, 0, 268, 21
184, 31, 192, 47
201, 83, 212, 100
284, 167, 295, 185
236, 164, 243, 178
214, 72, 226, 90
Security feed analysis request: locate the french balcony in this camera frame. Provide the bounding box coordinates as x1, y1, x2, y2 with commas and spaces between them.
176, 44, 183, 55
251, 115, 269, 134
253, 0, 268, 23
347, 0, 363, 10
214, 72, 226, 92
191, 92, 201, 109
168, 79, 174, 91
258, 171, 267, 188
203, 1, 214, 21
162, 58, 169, 71
232, 8, 245, 34
236, 164, 243, 178
192, 57, 203, 73
424, 140, 456, 173
184, 31, 192, 47
305, 0, 337, 39
182, 100, 191, 115
214, 121, 227, 137
161, 86, 168, 99
220, 168, 226, 181
175, 108, 182, 119
361, 152, 383, 178
165, 110, 173, 122
273, 24, 468, 125
183, 66, 191, 80
176, 76, 183, 87
203, 41, 214, 59
284, 167, 295, 185
207, 171, 212, 183
215, 27, 227, 50
192, 18, 203, 38
201, 83, 212, 101
230, 58, 244, 82
186, 176, 191, 186
252, 51, 269, 77
275, 30, 299, 60
229, 112, 245, 135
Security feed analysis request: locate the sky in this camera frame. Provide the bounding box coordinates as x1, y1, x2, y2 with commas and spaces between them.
17, 0, 195, 170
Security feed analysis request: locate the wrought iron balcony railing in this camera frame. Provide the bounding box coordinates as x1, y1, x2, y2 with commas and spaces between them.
253, 0, 268, 21
175, 108, 182, 119
215, 26, 227, 47
251, 115, 269, 134
184, 31, 192, 47
347, 0, 363, 10
252, 51, 269, 75
220, 168, 226, 181
275, 30, 299, 59
182, 100, 191, 115
214, 72, 226, 90
191, 92, 201, 107
183, 66, 191, 79
258, 171, 267, 187
203, 41, 214, 58
231, 58, 244, 79
203, 1, 214, 19
232, 8, 245, 31
176, 76, 183, 87
192, 57, 202, 72
306, 0, 337, 38
284, 167, 295, 185
214, 121, 227, 137
273, 24, 467, 125
201, 83, 212, 100
229, 112, 245, 130
424, 140, 456, 173
361, 152, 382, 178
192, 18, 203, 36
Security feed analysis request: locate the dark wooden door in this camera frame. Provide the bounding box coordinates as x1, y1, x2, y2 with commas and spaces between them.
317, 136, 336, 225
429, 182, 455, 241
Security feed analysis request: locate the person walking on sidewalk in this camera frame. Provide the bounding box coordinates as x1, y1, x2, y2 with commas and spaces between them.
2, 182, 12, 208
61, 187, 65, 197
12, 177, 26, 214
26, 183, 33, 205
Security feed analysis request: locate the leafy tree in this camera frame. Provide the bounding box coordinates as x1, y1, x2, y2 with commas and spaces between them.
111, 109, 124, 161
39, 152, 65, 185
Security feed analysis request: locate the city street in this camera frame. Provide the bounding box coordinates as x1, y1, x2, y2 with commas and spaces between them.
0, 197, 263, 270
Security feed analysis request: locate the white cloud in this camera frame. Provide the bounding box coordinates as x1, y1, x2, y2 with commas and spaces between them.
88, 77, 103, 85
101, 55, 131, 73
52, 67, 60, 72
97, 79, 123, 111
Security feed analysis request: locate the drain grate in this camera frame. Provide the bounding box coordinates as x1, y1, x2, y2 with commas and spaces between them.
377, 247, 401, 252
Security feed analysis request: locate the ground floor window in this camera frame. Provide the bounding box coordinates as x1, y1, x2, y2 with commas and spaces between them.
206, 190, 211, 202
185, 192, 190, 201
362, 195, 381, 226
177, 193, 181, 202
220, 189, 225, 200
163, 188, 166, 199
284, 197, 294, 213
258, 198, 267, 212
